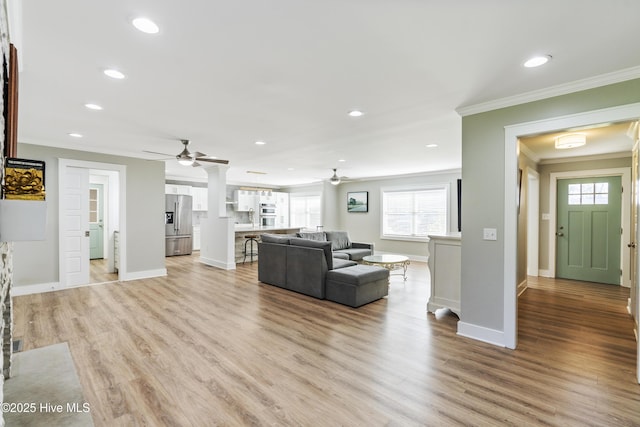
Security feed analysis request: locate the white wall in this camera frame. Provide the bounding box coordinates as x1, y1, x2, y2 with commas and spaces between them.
337, 170, 461, 260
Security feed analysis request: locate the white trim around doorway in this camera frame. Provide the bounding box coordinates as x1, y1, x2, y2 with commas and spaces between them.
504, 102, 640, 350
58, 159, 127, 287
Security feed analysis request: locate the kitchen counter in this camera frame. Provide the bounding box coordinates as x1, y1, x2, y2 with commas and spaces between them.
234, 226, 301, 262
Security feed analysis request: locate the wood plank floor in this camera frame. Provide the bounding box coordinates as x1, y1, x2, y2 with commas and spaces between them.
12, 256, 640, 426
89, 258, 118, 284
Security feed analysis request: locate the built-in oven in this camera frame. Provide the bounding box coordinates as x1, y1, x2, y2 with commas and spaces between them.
260, 204, 276, 215
261, 216, 276, 227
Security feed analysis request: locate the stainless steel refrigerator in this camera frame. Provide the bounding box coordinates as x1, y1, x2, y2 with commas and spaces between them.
165, 194, 193, 256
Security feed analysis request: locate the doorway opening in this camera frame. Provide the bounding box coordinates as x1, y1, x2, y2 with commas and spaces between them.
504, 103, 640, 348
89, 170, 119, 284
58, 159, 126, 288
504, 102, 640, 383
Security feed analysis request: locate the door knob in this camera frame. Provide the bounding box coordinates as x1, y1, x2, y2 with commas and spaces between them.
628, 242, 636, 248
556, 232, 564, 236
85, 231, 90, 237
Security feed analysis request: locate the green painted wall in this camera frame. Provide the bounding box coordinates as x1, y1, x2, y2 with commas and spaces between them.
461, 78, 640, 333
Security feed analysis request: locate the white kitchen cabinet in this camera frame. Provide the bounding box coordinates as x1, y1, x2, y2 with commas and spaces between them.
274, 192, 289, 228
192, 187, 208, 211
192, 226, 201, 250
165, 184, 192, 195
258, 192, 275, 204
234, 190, 257, 211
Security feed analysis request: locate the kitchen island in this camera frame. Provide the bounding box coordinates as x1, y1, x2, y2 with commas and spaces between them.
234, 226, 301, 262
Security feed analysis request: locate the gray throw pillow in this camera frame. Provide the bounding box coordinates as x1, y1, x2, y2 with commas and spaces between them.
297, 231, 327, 242
325, 231, 351, 250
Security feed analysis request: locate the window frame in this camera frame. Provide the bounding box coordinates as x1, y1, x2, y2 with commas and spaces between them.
380, 183, 450, 242
289, 192, 322, 230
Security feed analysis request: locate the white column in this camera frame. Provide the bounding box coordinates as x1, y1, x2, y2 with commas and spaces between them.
199, 164, 235, 270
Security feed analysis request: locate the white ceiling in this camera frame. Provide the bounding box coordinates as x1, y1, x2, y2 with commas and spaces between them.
16, 1, 640, 186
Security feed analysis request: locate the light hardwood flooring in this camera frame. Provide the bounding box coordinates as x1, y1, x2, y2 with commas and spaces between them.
89, 258, 118, 285
12, 256, 640, 426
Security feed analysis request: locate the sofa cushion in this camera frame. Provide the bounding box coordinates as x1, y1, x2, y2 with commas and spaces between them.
325, 231, 351, 250
297, 231, 327, 241
260, 234, 292, 245
325, 265, 389, 307
289, 237, 334, 270
332, 258, 357, 269
332, 252, 350, 260
334, 248, 372, 261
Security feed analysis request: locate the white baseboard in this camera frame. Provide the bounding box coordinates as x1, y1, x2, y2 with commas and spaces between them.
538, 269, 553, 278
199, 256, 236, 270
457, 321, 505, 347
12, 282, 61, 296
12, 268, 167, 296
121, 268, 167, 281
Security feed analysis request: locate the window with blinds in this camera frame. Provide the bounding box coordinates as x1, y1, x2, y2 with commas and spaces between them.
289, 194, 322, 229
382, 186, 448, 239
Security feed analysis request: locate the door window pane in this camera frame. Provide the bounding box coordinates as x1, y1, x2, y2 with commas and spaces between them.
567, 181, 610, 205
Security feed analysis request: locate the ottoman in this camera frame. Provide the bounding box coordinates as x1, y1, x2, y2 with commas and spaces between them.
325, 264, 389, 307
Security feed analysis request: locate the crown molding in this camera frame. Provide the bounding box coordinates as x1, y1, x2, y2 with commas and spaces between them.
457, 66, 640, 117
518, 143, 540, 164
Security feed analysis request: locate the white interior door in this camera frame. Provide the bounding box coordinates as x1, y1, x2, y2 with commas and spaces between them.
61, 166, 90, 286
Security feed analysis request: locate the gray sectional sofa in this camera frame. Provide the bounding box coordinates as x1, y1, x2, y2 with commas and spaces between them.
296, 230, 374, 260
258, 233, 388, 307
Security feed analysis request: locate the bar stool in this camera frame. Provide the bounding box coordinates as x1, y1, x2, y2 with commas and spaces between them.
243, 234, 259, 264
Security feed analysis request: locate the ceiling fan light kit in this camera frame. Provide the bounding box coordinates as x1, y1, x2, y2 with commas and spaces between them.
330, 168, 341, 185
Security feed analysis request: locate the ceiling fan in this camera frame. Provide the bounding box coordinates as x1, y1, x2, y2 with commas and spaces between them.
329, 168, 351, 185
144, 139, 229, 167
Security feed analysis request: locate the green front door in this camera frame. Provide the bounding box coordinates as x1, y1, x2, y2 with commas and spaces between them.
89, 184, 104, 260
556, 176, 621, 285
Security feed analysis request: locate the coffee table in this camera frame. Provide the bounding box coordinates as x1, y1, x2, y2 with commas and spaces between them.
362, 254, 410, 281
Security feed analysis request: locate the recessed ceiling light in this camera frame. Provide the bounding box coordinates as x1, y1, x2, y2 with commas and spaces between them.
348, 110, 364, 117
255, 141, 266, 145
85, 103, 103, 110
426, 144, 438, 148
338, 159, 346, 162
68, 133, 83, 138
287, 167, 294, 171
524, 55, 552, 68
132, 17, 159, 34
104, 69, 125, 79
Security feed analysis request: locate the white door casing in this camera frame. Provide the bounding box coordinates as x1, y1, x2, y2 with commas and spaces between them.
59, 159, 127, 286
503, 102, 640, 351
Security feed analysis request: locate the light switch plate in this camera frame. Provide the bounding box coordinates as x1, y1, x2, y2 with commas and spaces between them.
541, 213, 550, 220
483, 228, 497, 241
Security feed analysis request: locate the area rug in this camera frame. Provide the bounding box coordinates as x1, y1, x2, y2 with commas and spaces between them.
3, 342, 94, 426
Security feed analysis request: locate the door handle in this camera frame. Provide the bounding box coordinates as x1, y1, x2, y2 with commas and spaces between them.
556, 232, 564, 236
628, 242, 636, 248
85, 231, 90, 237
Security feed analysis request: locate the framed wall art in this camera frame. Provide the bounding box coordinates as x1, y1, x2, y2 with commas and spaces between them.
347, 191, 368, 212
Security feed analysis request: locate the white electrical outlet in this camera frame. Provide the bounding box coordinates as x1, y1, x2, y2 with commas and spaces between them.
483, 228, 497, 241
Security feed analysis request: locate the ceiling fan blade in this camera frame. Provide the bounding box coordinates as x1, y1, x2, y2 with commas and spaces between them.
195, 158, 230, 165
192, 161, 202, 168
143, 150, 173, 157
